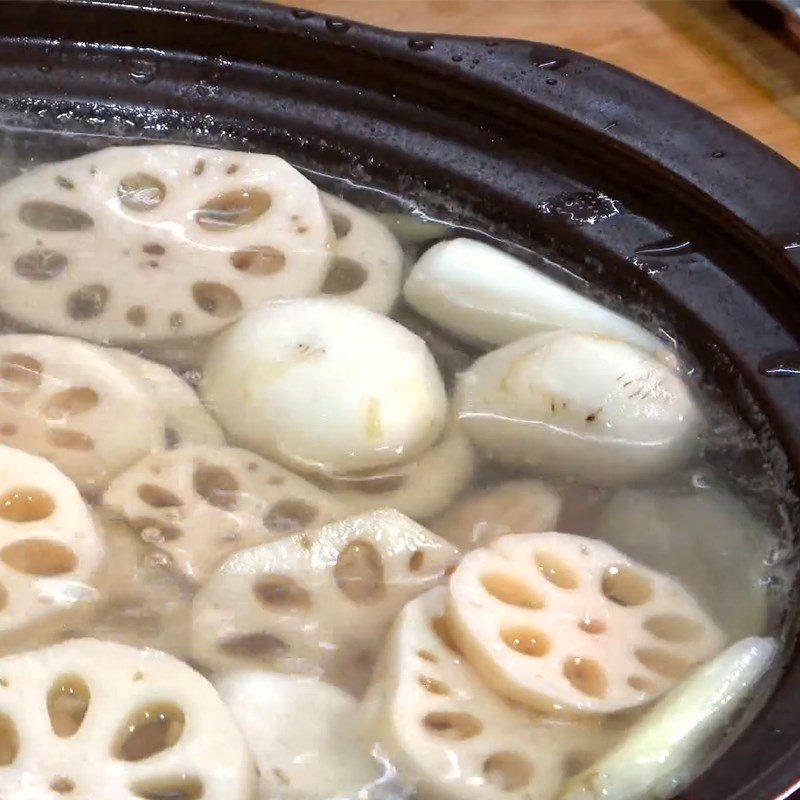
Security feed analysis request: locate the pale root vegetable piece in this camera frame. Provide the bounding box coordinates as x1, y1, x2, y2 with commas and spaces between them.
0, 638, 257, 799
218, 671, 385, 800
315, 423, 476, 520
432, 480, 562, 550
404, 239, 668, 354
320, 194, 404, 314
191, 509, 458, 685
103, 445, 345, 585
361, 588, 620, 800
559, 637, 778, 800
594, 489, 771, 640
0, 144, 333, 342
0, 445, 103, 646
455, 331, 700, 484
107, 349, 224, 449
0, 334, 164, 490
201, 298, 448, 474
447, 532, 725, 715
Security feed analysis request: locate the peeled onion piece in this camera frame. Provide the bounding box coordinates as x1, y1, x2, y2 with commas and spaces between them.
218, 671, 388, 800
0, 638, 256, 799
404, 239, 667, 354
202, 298, 448, 474
455, 330, 700, 484
559, 637, 778, 800
0, 144, 332, 342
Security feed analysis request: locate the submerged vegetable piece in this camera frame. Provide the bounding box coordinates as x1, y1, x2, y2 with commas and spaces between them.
595, 488, 771, 640
106, 348, 224, 449
218, 671, 386, 800
0, 445, 103, 646
0, 334, 164, 490
455, 330, 700, 484
320, 193, 404, 314
447, 532, 725, 715
0, 638, 256, 798
0, 144, 332, 342
403, 239, 666, 353
191, 508, 458, 688
315, 422, 476, 520
103, 445, 345, 584
361, 587, 619, 800
559, 637, 777, 800
202, 298, 448, 474
432, 480, 562, 549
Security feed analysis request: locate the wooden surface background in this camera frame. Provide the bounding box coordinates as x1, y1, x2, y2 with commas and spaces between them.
273, 0, 800, 166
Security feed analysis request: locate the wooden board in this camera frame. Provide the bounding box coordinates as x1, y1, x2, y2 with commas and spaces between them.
274, 0, 800, 166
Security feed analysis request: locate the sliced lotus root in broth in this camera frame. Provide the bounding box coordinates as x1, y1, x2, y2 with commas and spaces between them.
0, 445, 103, 645
0, 334, 164, 490
319, 193, 404, 315
446, 532, 725, 715
218, 671, 385, 800
0, 145, 333, 342
360, 588, 620, 800
432, 480, 563, 550
191, 508, 458, 687
106, 349, 224, 448
0, 638, 256, 798
103, 444, 345, 585
314, 423, 476, 520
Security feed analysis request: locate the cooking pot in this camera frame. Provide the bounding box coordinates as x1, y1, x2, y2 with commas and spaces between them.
0, 1, 798, 797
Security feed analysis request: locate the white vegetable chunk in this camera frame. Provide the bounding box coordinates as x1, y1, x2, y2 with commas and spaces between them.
191, 509, 458, 687
0, 638, 257, 799
455, 330, 700, 484
202, 298, 448, 474
404, 239, 667, 353
595, 488, 771, 640
320, 193, 404, 314
218, 671, 385, 800
361, 587, 620, 800
447, 532, 725, 715
0, 145, 332, 342
559, 636, 778, 800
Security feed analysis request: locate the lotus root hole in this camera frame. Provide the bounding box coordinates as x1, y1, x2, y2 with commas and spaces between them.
50, 777, 75, 794
628, 675, 658, 694
430, 615, 460, 653
0, 583, 7, 612
47, 675, 90, 737
194, 189, 271, 231
192, 282, 242, 317
193, 160, 205, 176
417, 649, 438, 663
483, 751, 533, 791
601, 565, 653, 606
14, 248, 68, 280
501, 626, 551, 657
142, 242, 166, 256
0, 424, 16, 436
263, 499, 318, 534
334, 540, 385, 603
408, 550, 425, 572
321, 257, 368, 295
131, 776, 203, 800
563, 751, 594, 777
578, 617, 607, 635
482, 572, 544, 609
170, 312, 185, 330
0, 353, 42, 398
644, 614, 704, 642
253, 574, 312, 610
2, 539, 76, 575
55, 175, 75, 190
0, 714, 17, 766
218, 632, 288, 661
44, 387, 99, 420
48, 429, 94, 451
635, 647, 691, 679
418, 675, 450, 695
563, 657, 608, 698
130, 518, 182, 543
67, 284, 109, 320
193, 464, 239, 509
422, 711, 483, 740
126, 306, 147, 327
118, 173, 167, 212
331, 213, 352, 239
535, 551, 579, 590
18, 201, 94, 231
231, 246, 286, 275
114, 703, 186, 762
0, 487, 55, 522
137, 484, 183, 509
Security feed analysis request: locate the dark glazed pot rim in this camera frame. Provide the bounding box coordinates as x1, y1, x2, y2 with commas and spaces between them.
0, 1, 798, 799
